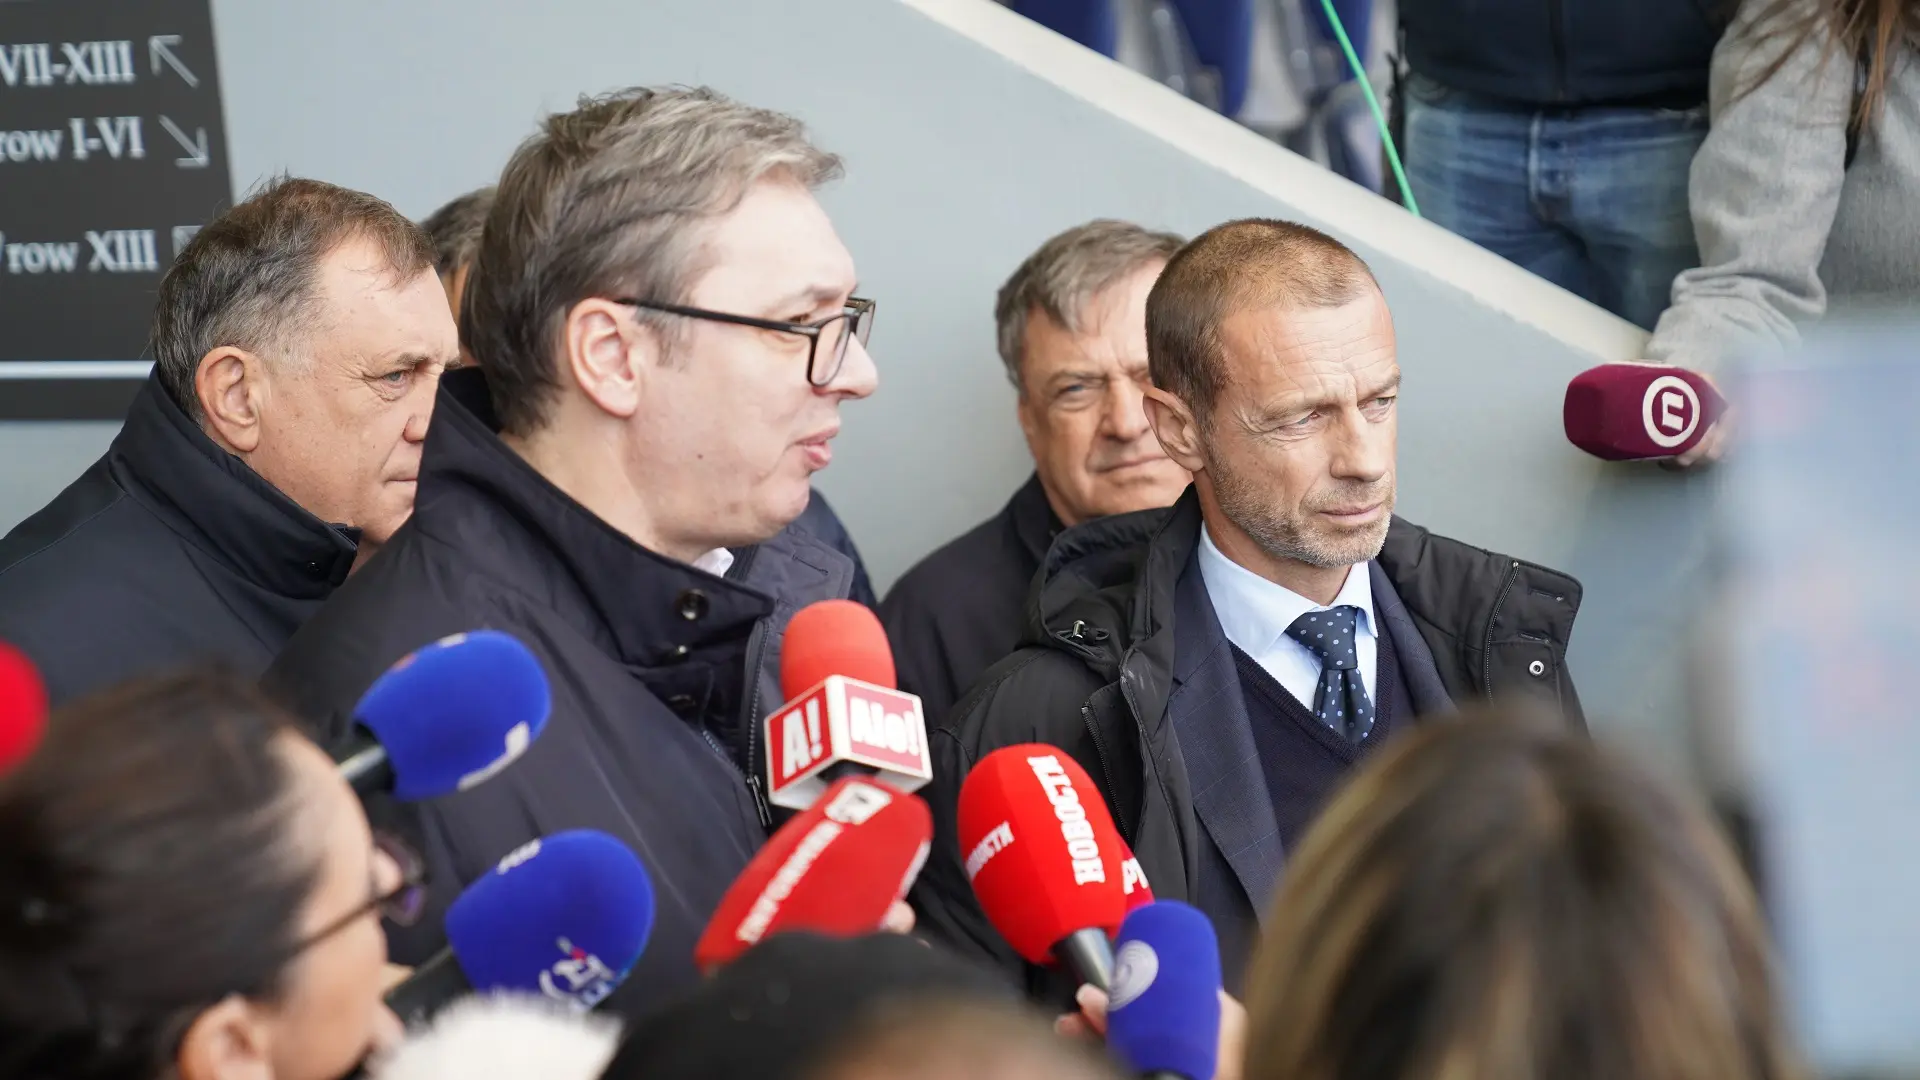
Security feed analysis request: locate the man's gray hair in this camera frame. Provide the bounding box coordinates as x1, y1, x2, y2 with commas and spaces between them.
464, 86, 843, 435
150, 176, 435, 421
994, 219, 1185, 394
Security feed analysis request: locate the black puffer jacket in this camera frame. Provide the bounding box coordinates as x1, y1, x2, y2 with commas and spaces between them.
1403, 0, 1724, 107
0, 375, 356, 705
909, 489, 1584, 994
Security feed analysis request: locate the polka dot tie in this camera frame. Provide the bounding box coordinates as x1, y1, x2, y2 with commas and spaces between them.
1284, 606, 1373, 742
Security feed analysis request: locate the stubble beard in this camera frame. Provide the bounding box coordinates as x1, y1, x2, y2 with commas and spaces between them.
1210, 454, 1394, 570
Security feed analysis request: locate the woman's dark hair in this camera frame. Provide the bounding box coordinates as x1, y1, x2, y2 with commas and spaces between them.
1242, 708, 1806, 1080
1742, 0, 1920, 135
0, 671, 317, 1080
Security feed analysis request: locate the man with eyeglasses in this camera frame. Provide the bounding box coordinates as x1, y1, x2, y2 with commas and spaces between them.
265, 87, 878, 1017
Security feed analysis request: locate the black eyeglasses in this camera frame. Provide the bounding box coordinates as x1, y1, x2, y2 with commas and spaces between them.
285, 831, 428, 958
615, 296, 876, 387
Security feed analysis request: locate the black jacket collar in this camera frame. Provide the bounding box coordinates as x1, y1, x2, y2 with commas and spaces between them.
418, 370, 775, 670
1021, 485, 1584, 721
1007, 473, 1064, 569
110, 374, 358, 598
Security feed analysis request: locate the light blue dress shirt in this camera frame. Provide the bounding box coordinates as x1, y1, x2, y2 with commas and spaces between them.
1197, 524, 1377, 717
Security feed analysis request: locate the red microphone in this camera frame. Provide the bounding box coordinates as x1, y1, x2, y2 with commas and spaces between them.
0, 642, 48, 777
694, 775, 933, 971
958, 744, 1129, 990
1119, 837, 1154, 914
1564, 362, 1727, 461
764, 600, 932, 811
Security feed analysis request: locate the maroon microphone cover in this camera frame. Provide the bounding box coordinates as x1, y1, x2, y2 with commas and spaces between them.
1564, 362, 1726, 461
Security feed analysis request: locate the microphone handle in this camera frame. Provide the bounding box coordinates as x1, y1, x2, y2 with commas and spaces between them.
818, 759, 877, 784
335, 727, 394, 795
1054, 926, 1115, 993
383, 948, 471, 1028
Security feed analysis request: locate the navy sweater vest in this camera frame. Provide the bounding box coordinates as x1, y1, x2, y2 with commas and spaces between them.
1232, 620, 1411, 850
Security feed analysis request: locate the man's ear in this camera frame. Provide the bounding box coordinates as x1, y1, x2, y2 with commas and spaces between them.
176, 996, 274, 1080
564, 299, 647, 420
196, 347, 268, 455
1144, 386, 1206, 473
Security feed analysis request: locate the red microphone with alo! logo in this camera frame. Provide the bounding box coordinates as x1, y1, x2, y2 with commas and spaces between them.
765, 600, 932, 811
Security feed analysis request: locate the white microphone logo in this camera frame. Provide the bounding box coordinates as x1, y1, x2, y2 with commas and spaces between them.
1641, 375, 1701, 449
457, 721, 532, 792
1109, 940, 1160, 1011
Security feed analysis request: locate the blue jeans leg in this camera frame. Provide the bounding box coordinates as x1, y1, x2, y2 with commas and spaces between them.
1558, 106, 1707, 329
1404, 84, 1594, 304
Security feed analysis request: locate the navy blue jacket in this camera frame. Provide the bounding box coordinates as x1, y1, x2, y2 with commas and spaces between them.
0, 376, 356, 705
1402, 0, 1724, 107
910, 488, 1585, 997
263, 369, 857, 1019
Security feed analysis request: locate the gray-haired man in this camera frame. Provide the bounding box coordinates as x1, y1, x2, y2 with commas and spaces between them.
0, 178, 457, 704
266, 87, 878, 1013
882, 220, 1190, 724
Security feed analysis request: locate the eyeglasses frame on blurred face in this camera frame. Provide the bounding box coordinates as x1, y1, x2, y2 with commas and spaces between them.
283, 830, 428, 960
612, 296, 876, 387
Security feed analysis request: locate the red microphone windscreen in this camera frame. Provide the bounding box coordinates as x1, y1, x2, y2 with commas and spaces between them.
1563, 362, 1726, 461
957, 744, 1128, 966
694, 776, 932, 971
0, 642, 48, 776
780, 600, 896, 701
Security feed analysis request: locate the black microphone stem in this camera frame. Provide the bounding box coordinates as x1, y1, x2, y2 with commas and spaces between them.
1055, 927, 1115, 993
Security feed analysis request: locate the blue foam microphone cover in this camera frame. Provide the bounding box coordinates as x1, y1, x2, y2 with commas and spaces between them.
354, 630, 551, 801
444, 830, 656, 1011
1108, 900, 1222, 1080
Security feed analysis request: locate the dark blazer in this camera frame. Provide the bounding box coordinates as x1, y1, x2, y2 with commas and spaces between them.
910, 488, 1585, 998
880, 474, 1058, 725
1165, 542, 1456, 989
0, 375, 357, 704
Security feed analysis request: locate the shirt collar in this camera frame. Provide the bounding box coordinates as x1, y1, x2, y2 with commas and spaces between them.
1197, 523, 1373, 656
691, 548, 736, 577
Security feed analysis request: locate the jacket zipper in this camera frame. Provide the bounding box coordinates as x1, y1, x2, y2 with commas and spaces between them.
736, 619, 774, 829
1547, 0, 1568, 101
1060, 619, 1127, 840
1479, 560, 1521, 702
1081, 703, 1126, 840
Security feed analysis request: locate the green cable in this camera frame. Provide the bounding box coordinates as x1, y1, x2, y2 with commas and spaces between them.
1316, 0, 1420, 217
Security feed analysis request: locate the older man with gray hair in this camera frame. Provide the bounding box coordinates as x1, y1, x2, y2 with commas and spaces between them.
882, 220, 1190, 724
266, 87, 878, 1014
0, 178, 457, 704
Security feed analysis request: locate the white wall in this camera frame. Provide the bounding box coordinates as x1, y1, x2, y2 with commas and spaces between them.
0, 0, 1722, 747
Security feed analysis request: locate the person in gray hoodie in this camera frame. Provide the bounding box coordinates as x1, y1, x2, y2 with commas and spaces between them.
1649, 0, 1920, 465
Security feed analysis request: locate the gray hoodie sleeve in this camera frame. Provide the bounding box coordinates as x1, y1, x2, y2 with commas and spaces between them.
1645, 0, 1856, 373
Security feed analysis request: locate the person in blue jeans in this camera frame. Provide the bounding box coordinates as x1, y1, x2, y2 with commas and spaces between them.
1397, 0, 1723, 330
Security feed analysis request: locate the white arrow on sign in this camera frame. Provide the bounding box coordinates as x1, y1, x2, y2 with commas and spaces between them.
149, 35, 199, 88
158, 115, 210, 168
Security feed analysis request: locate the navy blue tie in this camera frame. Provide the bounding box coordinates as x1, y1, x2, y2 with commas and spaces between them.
1284, 606, 1373, 742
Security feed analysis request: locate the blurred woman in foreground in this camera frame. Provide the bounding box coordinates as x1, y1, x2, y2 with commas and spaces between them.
0, 671, 418, 1080
1242, 710, 1805, 1080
